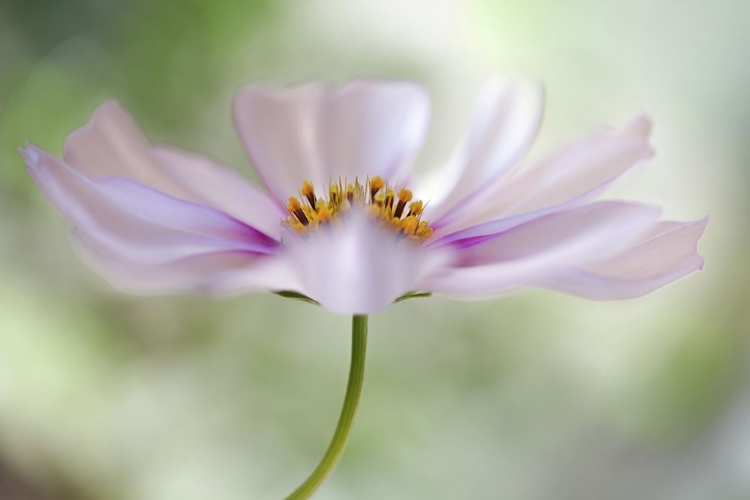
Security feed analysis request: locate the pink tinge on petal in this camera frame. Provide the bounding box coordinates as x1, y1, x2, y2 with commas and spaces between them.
429, 203, 582, 248
74, 235, 299, 296
495, 114, 654, 216
424, 77, 544, 220
93, 176, 277, 247
64, 101, 165, 181
279, 210, 452, 314
22, 144, 282, 294
233, 80, 430, 204
198, 254, 308, 298
532, 218, 708, 299
151, 147, 286, 239
454, 201, 660, 266
423, 201, 662, 297
431, 114, 654, 237
64, 101, 283, 236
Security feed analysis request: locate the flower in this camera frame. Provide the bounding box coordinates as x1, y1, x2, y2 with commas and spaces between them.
20, 78, 707, 314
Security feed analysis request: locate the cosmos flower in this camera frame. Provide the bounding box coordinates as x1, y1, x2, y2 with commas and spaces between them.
20, 78, 707, 314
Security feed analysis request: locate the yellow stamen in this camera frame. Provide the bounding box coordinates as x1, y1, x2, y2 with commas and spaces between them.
416, 220, 433, 239
317, 205, 332, 223
283, 177, 434, 243
288, 197, 301, 212
401, 216, 418, 235
301, 180, 316, 206
384, 188, 395, 211
407, 200, 424, 217
397, 189, 413, 203
369, 176, 385, 201
287, 196, 309, 225
394, 188, 413, 218
330, 181, 341, 203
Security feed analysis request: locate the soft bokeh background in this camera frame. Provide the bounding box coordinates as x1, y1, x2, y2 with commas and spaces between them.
0, 1, 744, 499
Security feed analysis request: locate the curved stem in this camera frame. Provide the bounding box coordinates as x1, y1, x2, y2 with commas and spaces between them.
285, 315, 368, 500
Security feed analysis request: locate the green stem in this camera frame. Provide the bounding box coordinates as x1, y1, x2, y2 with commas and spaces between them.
285, 315, 368, 500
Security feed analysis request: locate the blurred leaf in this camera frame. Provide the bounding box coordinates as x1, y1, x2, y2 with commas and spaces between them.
394, 291, 432, 303
274, 290, 320, 306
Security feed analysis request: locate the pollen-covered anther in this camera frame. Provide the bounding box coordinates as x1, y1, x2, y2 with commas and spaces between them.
329, 183, 340, 206
407, 200, 424, 217
283, 177, 434, 243
394, 188, 413, 218
416, 220, 434, 240
317, 205, 332, 223
401, 215, 419, 236
301, 180, 316, 206
369, 176, 385, 201
287, 197, 309, 226
384, 188, 395, 211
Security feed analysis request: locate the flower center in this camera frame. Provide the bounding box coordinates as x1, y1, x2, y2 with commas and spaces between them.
284, 177, 434, 242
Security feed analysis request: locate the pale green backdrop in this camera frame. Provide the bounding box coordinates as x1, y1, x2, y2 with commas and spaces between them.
0, 0, 744, 499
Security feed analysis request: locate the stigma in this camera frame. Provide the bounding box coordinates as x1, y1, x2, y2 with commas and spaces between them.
284, 177, 434, 242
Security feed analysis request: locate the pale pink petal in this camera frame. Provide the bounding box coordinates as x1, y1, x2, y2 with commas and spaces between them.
494, 114, 653, 216
74, 237, 300, 295
273, 210, 451, 314
152, 147, 285, 239
429, 204, 574, 248
64, 101, 283, 236
531, 218, 708, 299
233, 80, 429, 203
424, 77, 544, 220
92, 177, 275, 248
21, 144, 281, 293
63, 101, 163, 180
432, 115, 653, 236
421, 201, 661, 297
199, 254, 310, 298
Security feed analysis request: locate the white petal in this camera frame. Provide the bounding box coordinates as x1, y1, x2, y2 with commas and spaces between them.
424, 201, 661, 297
233, 80, 429, 203
425, 77, 544, 219
64, 101, 164, 181
64, 101, 283, 235
533, 218, 708, 299
433, 114, 653, 236
497, 114, 653, 216
75, 235, 299, 296
22, 144, 282, 295
152, 147, 284, 239
277, 210, 449, 314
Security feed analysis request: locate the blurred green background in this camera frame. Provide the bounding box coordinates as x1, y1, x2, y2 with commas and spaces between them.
0, 0, 744, 499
